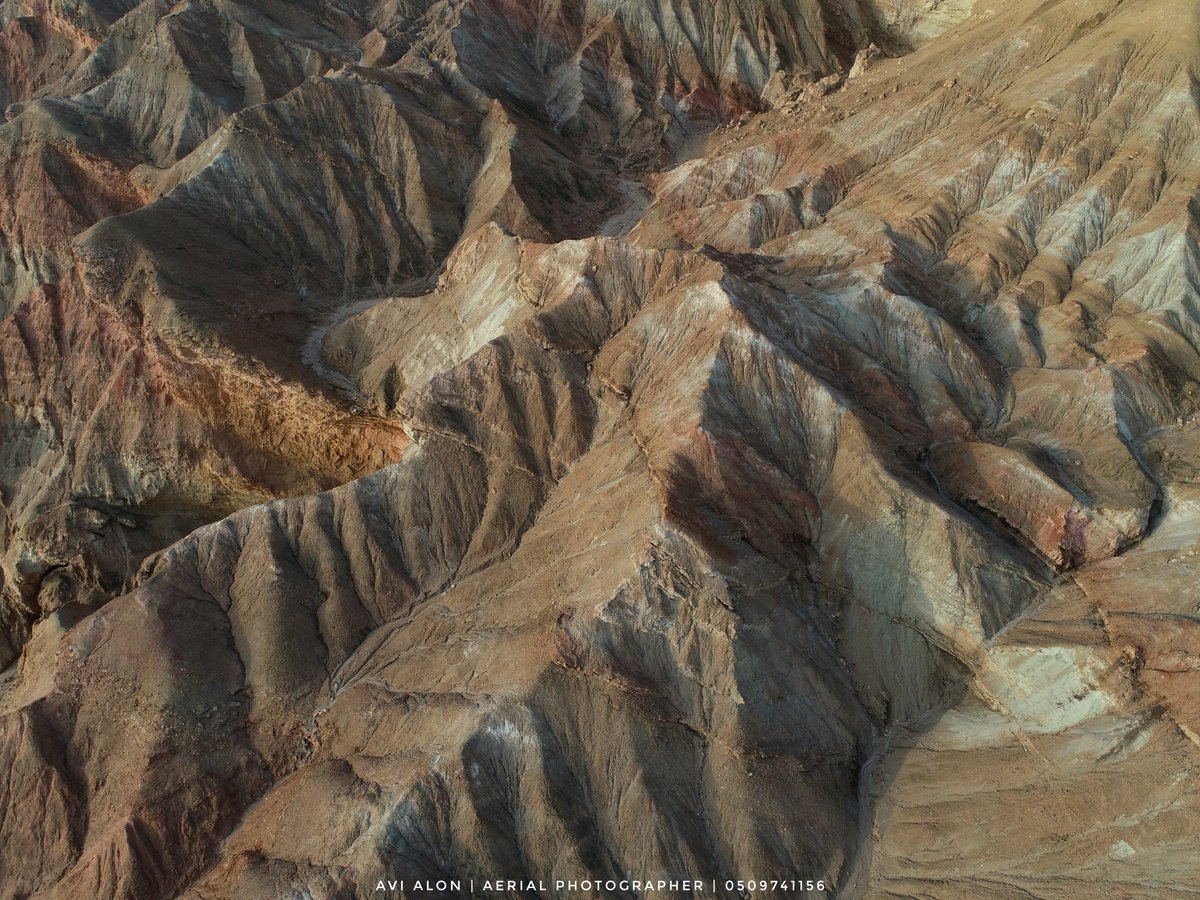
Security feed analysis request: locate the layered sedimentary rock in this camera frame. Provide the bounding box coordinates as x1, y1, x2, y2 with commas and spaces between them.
0, 0, 1198, 896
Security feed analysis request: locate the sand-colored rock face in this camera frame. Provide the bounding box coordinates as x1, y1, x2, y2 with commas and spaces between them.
0, 0, 1198, 896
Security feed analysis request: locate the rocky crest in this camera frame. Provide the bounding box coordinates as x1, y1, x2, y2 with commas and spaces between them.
1, 0, 1198, 896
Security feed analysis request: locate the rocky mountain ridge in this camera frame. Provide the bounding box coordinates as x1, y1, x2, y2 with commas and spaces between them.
0, 0, 1198, 896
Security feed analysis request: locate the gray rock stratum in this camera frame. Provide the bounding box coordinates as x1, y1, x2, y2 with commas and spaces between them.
0, 0, 1198, 896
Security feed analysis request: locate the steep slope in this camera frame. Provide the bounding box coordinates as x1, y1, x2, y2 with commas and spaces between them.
0, 0, 942, 676
0, 0, 1198, 897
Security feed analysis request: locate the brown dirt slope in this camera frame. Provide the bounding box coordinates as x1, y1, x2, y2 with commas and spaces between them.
0, 0, 1198, 897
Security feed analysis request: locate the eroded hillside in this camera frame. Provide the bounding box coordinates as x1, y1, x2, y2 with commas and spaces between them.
0, 0, 1198, 896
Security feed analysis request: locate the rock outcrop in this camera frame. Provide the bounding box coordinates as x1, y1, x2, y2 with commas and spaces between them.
1, 0, 1198, 896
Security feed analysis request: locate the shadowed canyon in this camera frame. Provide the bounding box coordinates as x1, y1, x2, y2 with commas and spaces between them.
1, 0, 1199, 896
